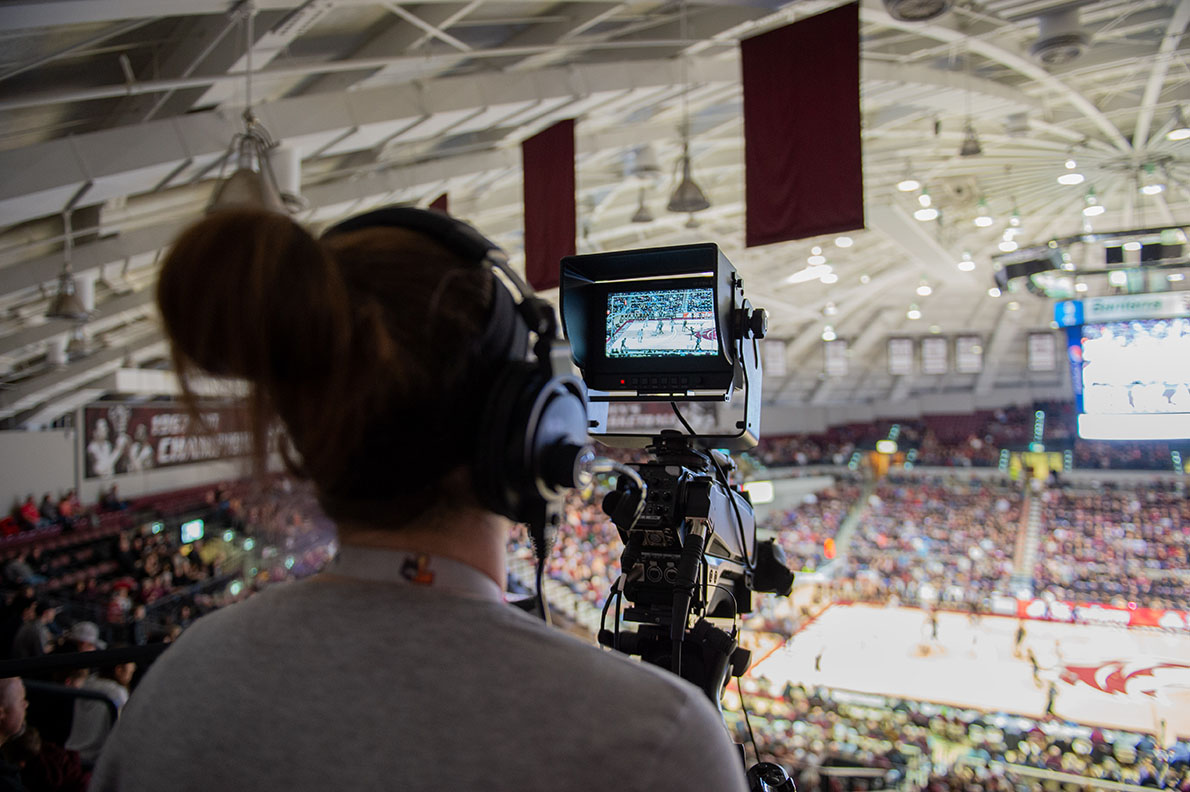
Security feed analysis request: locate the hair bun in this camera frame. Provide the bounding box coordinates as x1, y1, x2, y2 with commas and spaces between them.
156, 209, 351, 383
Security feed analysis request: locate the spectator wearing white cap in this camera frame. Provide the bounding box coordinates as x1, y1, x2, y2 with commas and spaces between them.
62, 622, 106, 653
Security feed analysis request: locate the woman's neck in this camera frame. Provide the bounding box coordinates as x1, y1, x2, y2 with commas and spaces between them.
335, 508, 511, 589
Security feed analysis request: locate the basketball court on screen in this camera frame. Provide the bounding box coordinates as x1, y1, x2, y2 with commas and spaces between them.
607, 318, 717, 356
754, 604, 1190, 739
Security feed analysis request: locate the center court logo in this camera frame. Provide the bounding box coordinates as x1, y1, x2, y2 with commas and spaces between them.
1060, 660, 1190, 697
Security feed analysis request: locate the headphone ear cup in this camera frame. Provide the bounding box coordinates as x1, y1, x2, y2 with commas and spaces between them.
473, 364, 589, 524
473, 363, 539, 521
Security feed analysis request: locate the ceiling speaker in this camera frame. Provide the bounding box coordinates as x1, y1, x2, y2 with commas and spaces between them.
883, 0, 953, 22
1030, 7, 1088, 66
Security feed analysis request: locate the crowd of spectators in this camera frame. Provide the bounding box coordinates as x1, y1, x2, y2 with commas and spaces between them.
839, 476, 1022, 609
508, 492, 622, 611
1034, 487, 1190, 610
754, 401, 1188, 473
1073, 441, 1185, 471
5, 490, 84, 535
764, 476, 864, 573
756, 426, 873, 468
0, 475, 341, 790
727, 680, 1190, 792
3, 454, 1185, 790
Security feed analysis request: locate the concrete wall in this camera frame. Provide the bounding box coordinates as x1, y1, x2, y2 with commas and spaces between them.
0, 429, 76, 510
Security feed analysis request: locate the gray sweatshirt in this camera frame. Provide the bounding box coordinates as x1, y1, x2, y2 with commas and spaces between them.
91, 570, 748, 791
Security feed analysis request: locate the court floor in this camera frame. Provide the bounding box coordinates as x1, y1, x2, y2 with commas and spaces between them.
609, 318, 716, 353
752, 604, 1190, 738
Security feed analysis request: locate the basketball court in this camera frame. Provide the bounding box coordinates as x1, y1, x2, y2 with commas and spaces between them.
608, 318, 717, 355
752, 604, 1190, 739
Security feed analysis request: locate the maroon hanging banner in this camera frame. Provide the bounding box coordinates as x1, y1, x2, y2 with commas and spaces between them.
429, 192, 449, 214
521, 119, 576, 291
741, 3, 863, 248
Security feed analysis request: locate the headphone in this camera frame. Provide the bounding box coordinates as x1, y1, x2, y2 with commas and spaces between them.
321, 206, 592, 543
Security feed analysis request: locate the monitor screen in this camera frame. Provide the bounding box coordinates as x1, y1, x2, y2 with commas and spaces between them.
605, 287, 718, 359
1076, 318, 1190, 439
180, 518, 205, 544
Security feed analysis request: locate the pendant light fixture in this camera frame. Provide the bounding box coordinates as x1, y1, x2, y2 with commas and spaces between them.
207, 3, 292, 214
65, 325, 90, 360
667, 0, 711, 216
958, 46, 982, 157
631, 188, 654, 223
45, 210, 92, 322
959, 122, 982, 157
1167, 106, 1190, 141
1139, 163, 1166, 195
896, 160, 921, 192
667, 140, 711, 214
974, 198, 994, 227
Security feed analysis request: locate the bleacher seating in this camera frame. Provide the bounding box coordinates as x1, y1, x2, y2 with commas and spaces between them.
1034, 487, 1190, 609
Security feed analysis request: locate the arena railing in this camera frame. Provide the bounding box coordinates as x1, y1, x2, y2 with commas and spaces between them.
958, 756, 1168, 792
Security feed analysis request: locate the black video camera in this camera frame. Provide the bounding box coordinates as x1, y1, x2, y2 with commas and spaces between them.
559, 244, 794, 706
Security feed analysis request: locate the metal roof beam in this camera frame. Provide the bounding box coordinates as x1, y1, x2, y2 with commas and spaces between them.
0, 334, 166, 420
1133, 0, 1190, 149
0, 0, 556, 31
861, 0, 1133, 153
0, 56, 738, 228
0, 288, 155, 358
297, 5, 469, 96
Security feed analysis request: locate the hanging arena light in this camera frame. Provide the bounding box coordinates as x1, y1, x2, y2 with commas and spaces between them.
667, 139, 711, 214
959, 121, 982, 157
45, 210, 91, 322
667, 0, 710, 216
631, 187, 654, 223
1167, 106, 1190, 141
207, 3, 299, 214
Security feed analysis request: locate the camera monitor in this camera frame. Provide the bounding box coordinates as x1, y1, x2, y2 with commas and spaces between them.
560, 243, 740, 400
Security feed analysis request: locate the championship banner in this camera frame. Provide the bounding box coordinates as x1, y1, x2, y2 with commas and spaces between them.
83, 403, 250, 479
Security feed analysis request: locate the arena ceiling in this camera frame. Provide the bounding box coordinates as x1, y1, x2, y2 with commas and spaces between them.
0, 0, 1188, 428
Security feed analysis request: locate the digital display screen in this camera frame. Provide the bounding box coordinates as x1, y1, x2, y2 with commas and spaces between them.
605, 287, 717, 358
1077, 318, 1190, 439
1081, 319, 1190, 413
180, 518, 205, 544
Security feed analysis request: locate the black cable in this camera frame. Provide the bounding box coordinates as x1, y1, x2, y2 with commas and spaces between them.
599, 583, 616, 637
710, 580, 740, 625
737, 681, 763, 768
670, 401, 697, 435
534, 551, 551, 626
613, 588, 623, 651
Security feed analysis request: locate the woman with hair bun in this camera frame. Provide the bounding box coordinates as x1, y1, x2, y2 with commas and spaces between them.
91, 208, 747, 792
